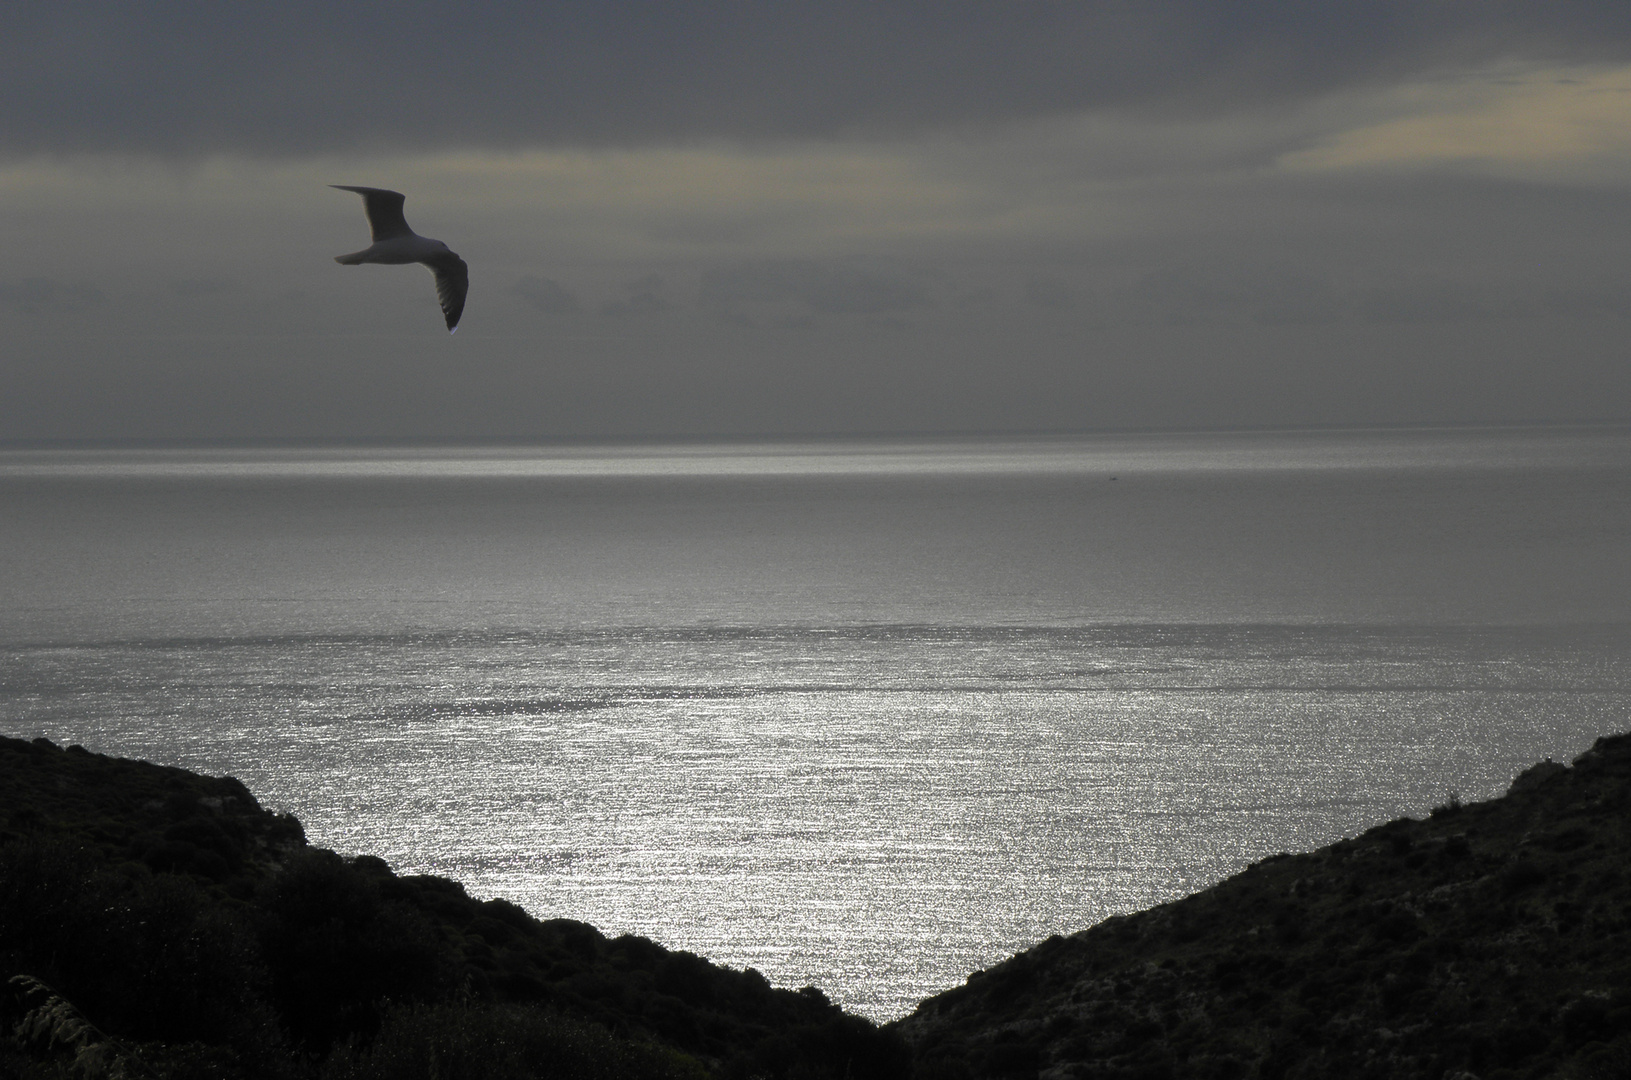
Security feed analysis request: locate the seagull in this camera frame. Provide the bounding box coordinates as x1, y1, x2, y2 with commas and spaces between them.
331, 185, 468, 332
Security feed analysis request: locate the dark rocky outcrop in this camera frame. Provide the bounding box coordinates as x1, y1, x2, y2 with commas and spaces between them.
9, 729, 1631, 1080
0, 735, 909, 1080
895, 734, 1631, 1080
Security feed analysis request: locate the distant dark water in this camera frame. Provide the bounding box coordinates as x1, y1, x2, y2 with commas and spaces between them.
3, 428, 1630, 1016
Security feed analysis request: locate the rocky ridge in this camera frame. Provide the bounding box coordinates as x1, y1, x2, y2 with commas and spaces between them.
0, 735, 907, 1080
8, 730, 1631, 1079
894, 734, 1631, 1080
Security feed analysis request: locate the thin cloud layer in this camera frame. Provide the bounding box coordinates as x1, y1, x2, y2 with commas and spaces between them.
7, 2, 1631, 156
7, 5, 1631, 439
1282, 63, 1631, 180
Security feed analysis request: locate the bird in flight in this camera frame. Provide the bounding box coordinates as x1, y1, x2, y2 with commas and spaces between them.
331, 186, 469, 332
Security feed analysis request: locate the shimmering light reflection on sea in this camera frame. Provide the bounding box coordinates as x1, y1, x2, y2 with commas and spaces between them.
6, 625, 1629, 1018
6, 429, 1631, 1017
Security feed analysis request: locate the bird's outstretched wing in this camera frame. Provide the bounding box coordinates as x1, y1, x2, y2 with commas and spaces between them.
425, 252, 469, 332
331, 186, 414, 242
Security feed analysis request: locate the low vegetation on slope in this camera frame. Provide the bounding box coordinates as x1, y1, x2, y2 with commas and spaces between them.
896, 734, 1631, 1080
0, 736, 909, 1080
9, 731, 1631, 1080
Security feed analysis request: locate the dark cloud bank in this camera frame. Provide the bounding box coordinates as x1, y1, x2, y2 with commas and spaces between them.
8, 3, 1631, 440
8, 1, 1631, 156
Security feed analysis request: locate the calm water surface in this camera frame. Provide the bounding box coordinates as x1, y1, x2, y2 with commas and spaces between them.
3, 427, 1630, 1018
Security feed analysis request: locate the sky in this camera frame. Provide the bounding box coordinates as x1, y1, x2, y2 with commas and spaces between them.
6, 1, 1631, 442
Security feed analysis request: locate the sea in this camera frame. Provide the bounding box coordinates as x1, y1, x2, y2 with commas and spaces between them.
3, 425, 1631, 1019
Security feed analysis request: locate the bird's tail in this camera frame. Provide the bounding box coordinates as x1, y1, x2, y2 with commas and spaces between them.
334, 250, 371, 265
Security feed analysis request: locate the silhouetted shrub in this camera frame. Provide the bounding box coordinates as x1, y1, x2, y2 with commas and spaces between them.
1374, 908, 1422, 944
469, 915, 519, 946
914, 1052, 975, 1080
95, 875, 270, 1045
0, 838, 275, 1051
257, 849, 452, 1051
1497, 1020, 1551, 1064
1501, 860, 1548, 894
1570, 1037, 1631, 1080
655, 951, 722, 1005
980, 1039, 1040, 1077
722, 1013, 913, 1080
1560, 995, 1614, 1042
0, 838, 98, 984
1430, 793, 1463, 819
1548, 827, 1593, 853
320, 1001, 704, 1080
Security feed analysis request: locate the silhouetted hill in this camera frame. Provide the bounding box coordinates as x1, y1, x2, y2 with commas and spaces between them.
895, 733, 1631, 1080
0, 735, 908, 1080
10, 732, 1631, 1080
